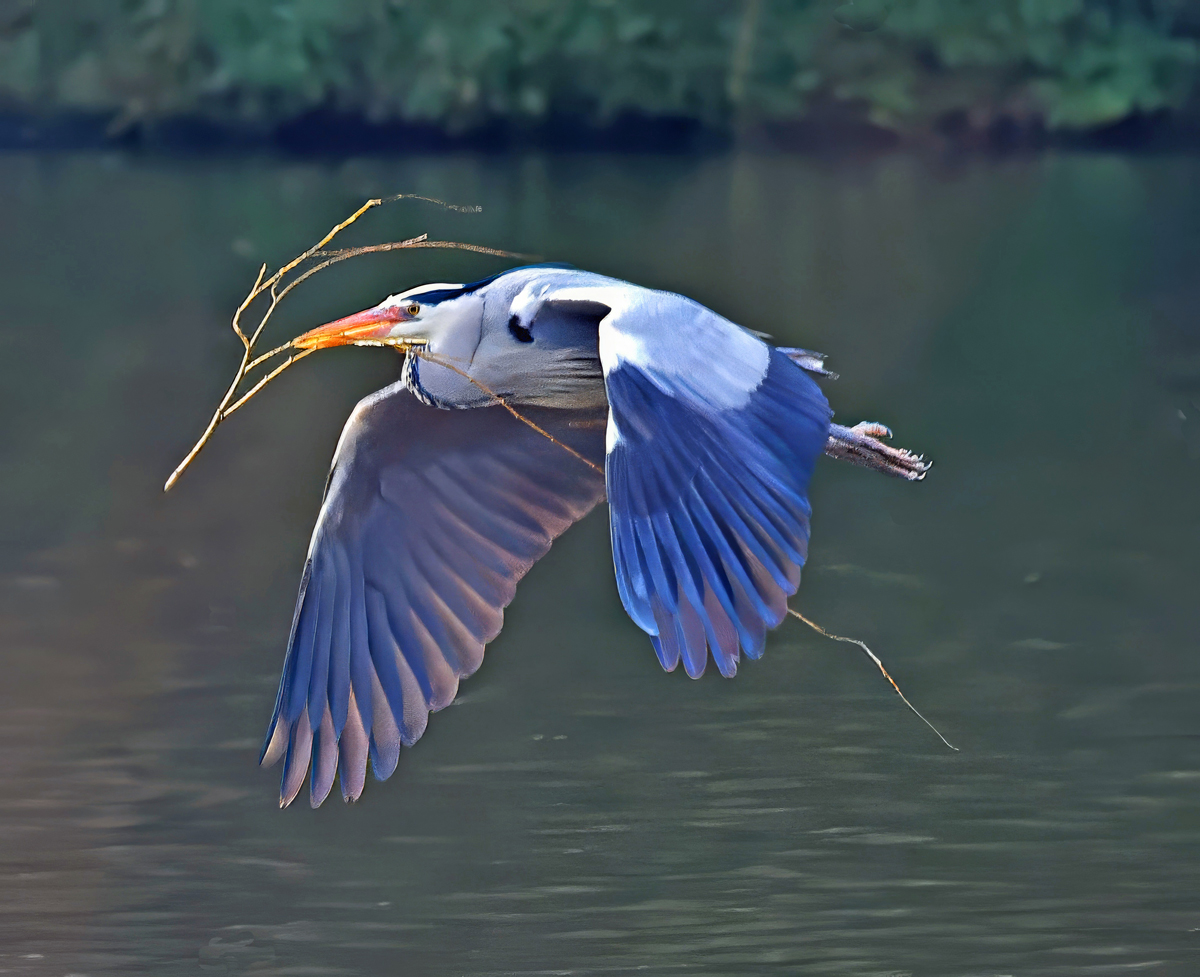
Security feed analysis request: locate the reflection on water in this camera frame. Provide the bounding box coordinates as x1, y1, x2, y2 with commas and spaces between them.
1, 151, 1198, 975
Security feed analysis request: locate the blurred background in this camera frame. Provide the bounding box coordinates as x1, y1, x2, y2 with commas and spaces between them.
2, 3, 1200, 976
4, 0, 1200, 150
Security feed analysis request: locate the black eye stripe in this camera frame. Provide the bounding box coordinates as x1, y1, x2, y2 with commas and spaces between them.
508, 314, 533, 343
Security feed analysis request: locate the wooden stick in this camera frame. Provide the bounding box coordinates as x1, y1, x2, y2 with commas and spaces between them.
163, 196, 525, 492
222, 348, 317, 418
787, 608, 958, 751
412, 349, 604, 475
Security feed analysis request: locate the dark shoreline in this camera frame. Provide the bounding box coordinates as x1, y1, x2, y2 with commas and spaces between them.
4, 107, 1200, 157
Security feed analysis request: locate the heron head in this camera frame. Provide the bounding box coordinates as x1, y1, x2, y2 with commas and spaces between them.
293, 283, 484, 352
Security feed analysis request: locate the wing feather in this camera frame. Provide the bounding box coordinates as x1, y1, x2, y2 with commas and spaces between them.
262, 382, 606, 806
581, 290, 832, 678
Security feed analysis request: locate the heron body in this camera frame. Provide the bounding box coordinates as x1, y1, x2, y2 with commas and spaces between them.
261, 264, 929, 807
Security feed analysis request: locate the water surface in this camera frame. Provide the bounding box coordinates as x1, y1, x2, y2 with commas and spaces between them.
1, 151, 1198, 976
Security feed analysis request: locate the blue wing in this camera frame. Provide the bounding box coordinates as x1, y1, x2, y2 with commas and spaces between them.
534, 282, 832, 679
262, 382, 607, 807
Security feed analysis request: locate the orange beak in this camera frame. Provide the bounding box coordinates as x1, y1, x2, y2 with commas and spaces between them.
292, 304, 415, 350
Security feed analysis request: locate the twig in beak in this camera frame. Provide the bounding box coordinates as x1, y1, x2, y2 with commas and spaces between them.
163, 196, 530, 492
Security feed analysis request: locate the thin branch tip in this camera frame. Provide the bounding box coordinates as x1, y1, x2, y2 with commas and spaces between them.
788, 608, 958, 752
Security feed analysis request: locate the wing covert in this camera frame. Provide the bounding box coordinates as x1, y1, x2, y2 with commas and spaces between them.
261, 381, 607, 807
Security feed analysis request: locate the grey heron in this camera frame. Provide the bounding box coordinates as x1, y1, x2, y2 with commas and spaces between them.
260, 263, 930, 807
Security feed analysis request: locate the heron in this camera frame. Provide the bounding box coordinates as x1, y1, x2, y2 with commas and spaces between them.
259, 263, 930, 808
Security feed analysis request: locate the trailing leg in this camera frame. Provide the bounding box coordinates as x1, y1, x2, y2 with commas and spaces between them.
824, 421, 930, 480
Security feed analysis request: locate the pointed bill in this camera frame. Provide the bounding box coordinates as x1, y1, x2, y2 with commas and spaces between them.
292, 303, 418, 350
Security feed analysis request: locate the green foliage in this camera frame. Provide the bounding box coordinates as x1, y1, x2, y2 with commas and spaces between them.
1, 0, 1197, 135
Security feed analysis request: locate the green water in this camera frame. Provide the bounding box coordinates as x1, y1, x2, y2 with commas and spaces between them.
1, 151, 1198, 976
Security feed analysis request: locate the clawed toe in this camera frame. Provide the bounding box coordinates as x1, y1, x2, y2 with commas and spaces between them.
825, 422, 931, 481
850, 421, 892, 440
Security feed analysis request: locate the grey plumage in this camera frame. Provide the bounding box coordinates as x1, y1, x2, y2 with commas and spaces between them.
262, 264, 929, 806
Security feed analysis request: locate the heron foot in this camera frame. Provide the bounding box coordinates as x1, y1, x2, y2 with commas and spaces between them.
824, 421, 931, 481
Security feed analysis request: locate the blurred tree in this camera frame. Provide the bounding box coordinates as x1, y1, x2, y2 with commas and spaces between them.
0, 0, 1196, 140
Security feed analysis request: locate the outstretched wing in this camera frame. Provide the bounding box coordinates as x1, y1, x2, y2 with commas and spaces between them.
534, 284, 832, 679
262, 381, 607, 807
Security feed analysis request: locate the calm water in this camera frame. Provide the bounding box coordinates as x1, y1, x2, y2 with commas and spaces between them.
1, 151, 1198, 976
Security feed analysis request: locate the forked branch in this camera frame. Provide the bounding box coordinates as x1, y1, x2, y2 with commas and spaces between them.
163, 195, 528, 492
164, 199, 951, 757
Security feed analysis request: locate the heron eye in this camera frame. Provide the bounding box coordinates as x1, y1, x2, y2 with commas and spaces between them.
508, 314, 533, 343
406, 304, 420, 316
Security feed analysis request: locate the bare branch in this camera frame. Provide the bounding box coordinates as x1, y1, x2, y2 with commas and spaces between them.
164, 195, 517, 492
414, 349, 604, 475
223, 348, 317, 418
787, 608, 958, 751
